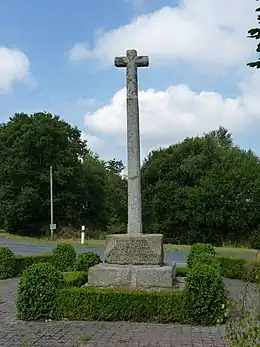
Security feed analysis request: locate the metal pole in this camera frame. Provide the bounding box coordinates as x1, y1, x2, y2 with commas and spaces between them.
50, 165, 54, 240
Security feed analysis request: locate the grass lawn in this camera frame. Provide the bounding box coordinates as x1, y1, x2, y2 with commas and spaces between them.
0, 231, 257, 257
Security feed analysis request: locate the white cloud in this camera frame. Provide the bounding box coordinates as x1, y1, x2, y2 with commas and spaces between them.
81, 131, 105, 153
0, 47, 30, 90
68, 0, 256, 69
68, 43, 92, 61
85, 71, 260, 156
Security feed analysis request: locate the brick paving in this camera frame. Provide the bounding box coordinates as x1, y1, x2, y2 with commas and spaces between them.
1, 277, 256, 347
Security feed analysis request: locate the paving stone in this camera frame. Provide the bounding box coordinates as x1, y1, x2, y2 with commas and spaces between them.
1, 277, 257, 346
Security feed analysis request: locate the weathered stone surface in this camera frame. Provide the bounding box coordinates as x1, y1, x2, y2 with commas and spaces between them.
114, 49, 149, 236
104, 234, 164, 265
87, 262, 176, 290
134, 263, 176, 290
87, 263, 131, 288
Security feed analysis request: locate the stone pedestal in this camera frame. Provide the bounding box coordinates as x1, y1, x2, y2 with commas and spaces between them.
87, 263, 176, 291
86, 233, 176, 291
105, 234, 164, 265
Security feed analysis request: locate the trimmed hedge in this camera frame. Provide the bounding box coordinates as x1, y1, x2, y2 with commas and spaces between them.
185, 263, 227, 325
14, 254, 52, 276
187, 243, 217, 268
74, 252, 100, 272
184, 244, 228, 325
57, 287, 186, 323
0, 247, 15, 279
192, 252, 219, 269
51, 244, 77, 271
217, 256, 260, 283
63, 271, 88, 287
16, 262, 66, 320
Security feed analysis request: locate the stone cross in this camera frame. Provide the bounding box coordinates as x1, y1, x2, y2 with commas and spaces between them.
114, 49, 149, 234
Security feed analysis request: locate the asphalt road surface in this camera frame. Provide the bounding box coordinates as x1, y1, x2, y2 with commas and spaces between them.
0, 238, 188, 266
0, 238, 256, 267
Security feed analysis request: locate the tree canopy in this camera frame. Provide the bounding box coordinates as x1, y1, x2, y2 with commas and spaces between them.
0, 112, 126, 236
0, 112, 259, 247
247, 0, 260, 69
141, 127, 260, 247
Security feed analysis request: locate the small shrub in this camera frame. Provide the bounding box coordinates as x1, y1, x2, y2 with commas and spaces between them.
192, 252, 219, 268
57, 287, 185, 323
217, 256, 247, 279
16, 262, 65, 320
187, 243, 216, 268
51, 244, 76, 271
248, 226, 260, 249
14, 254, 52, 276
74, 252, 100, 272
0, 247, 15, 279
185, 263, 227, 325
244, 260, 260, 283
63, 271, 88, 287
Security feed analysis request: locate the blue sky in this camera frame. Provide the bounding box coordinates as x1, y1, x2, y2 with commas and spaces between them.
0, 0, 260, 163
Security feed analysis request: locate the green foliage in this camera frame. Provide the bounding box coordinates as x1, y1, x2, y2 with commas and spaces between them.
247, 0, 260, 69
192, 252, 219, 269
226, 307, 260, 346
74, 252, 100, 271
248, 226, 260, 249
63, 271, 88, 287
0, 112, 88, 236
14, 254, 52, 276
16, 262, 65, 320
142, 127, 260, 245
81, 152, 127, 232
217, 256, 247, 280
176, 267, 188, 277
57, 287, 185, 323
51, 244, 76, 271
244, 260, 260, 283
0, 247, 15, 279
185, 263, 227, 325
187, 243, 216, 268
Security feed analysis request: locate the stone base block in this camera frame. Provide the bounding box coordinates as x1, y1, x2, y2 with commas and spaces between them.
104, 234, 164, 265
87, 262, 176, 291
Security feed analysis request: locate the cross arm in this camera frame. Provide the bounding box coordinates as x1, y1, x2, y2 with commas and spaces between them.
114, 56, 128, 67
135, 56, 149, 67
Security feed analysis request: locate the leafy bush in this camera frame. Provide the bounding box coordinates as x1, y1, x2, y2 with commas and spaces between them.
74, 252, 100, 271
0, 247, 15, 279
51, 244, 76, 271
16, 262, 65, 320
57, 287, 185, 323
192, 252, 219, 268
63, 271, 88, 287
187, 243, 216, 268
248, 226, 260, 249
14, 254, 52, 276
217, 256, 247, 280
185, 263, 227, 325
244, 260, 260, 283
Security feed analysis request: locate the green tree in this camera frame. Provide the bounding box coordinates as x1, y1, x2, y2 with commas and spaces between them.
247, 0, 260, 69
0, 112, 88, 236
141, 127, 260, 245
81, 153, 127, 234
105, 159, 125, 175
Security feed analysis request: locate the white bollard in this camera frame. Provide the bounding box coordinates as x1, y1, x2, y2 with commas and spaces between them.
81, 225, 85, 244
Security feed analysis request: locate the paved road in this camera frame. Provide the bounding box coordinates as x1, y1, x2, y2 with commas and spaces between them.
0, 277, 229, 346
0, 238, 189, 266
0, 238, 256, 267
